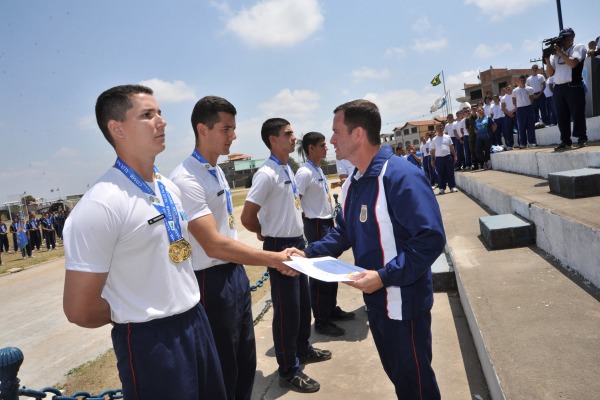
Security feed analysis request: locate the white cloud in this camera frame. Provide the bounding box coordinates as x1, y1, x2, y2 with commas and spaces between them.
412, 38, 448, 53
258, 88, 320, 120
411, 16, 431, 35
523, 37, 544, 52
465, 0, 549, 21
363, 89, 438, 131
225, 0, 324, 47
473, 42, 513, 58
78, 115, 97, 132
138, 79, 196, 103
351, 67, 390, 81
54, 147, 78, 158
385, 47, 406, 58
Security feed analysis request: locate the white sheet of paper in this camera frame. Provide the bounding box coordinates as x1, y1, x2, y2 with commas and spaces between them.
283, 256, 366, 282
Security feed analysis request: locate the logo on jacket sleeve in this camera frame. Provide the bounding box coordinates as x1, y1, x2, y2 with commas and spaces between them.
360, 204, 368, 223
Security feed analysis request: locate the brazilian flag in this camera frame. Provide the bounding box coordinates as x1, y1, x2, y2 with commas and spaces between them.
431, 73, 441, 86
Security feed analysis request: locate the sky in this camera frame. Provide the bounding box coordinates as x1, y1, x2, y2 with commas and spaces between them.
1, 0, 598, 203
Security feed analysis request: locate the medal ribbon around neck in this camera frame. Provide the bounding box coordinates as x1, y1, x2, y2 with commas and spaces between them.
306, 159, 332, 209
115, 158, 189, 261
191, 150, 235, 229
269, 154, 300, 209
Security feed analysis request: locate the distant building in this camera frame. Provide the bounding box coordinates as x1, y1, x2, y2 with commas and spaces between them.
458, 66, 531, 103
382, 118, 445, 150
218, 153, 265, 188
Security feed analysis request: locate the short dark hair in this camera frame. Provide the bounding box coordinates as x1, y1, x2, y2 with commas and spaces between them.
333, 99, 381, 146
190, 96, 237, 141
95, 84, 153, 147
261, 118, 290, 149
301, 131, 325, 156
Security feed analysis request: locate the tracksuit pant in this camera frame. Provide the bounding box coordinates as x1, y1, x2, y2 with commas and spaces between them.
368, 309, 440, 399
516, 105, 536, 146
263, 236, 312, 378
553, 82, 588, 145
503, 115, 516, 148
304, 218, 337, 327
450, 137, 464, 169
195, 263, 256, 400
112, 304, 226, 400
434, 155, 456, 190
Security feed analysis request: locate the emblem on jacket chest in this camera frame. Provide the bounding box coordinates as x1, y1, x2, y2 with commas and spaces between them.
360, 204, 368, 223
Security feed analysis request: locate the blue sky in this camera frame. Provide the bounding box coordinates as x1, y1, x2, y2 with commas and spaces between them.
1, 0, 597, 203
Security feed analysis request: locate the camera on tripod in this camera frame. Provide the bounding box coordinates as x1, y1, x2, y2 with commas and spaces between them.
542, 36, 563, 60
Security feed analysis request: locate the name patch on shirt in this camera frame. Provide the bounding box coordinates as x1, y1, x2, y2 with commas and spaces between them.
148, 214, 166, 225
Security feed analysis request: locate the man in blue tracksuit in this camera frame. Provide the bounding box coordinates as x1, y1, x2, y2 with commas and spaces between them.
300, 99, 446, 399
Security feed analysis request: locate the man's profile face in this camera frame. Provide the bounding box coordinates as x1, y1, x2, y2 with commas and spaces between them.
270, 125, 295, 155
310, 139, 327, 161
331, 111, 353, 161
116, 93, 167, 157
203, 112, 236, 157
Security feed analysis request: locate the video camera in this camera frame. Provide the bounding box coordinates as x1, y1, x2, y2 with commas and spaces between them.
542, 36, 563, 60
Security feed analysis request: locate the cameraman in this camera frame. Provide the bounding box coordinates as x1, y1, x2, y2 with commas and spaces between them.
544, 27, 588, 150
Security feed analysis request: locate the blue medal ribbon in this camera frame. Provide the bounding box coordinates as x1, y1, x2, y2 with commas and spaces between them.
269, 154, 299, 199
114, 157, 184, 244
307, 159, 332, 210
191, 150, 234, 228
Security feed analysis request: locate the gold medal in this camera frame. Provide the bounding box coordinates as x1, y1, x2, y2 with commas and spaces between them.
295, 197, 301, 209
229, 214, 235, 229
169, 239, 191, 263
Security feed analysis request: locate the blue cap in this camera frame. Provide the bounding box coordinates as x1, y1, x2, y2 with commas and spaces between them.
559, 27, 575, 37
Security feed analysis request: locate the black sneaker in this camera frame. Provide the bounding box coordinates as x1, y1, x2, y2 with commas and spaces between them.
554, 142, 572, 151
577, 141, 587, 148
315, 321, 345, 337
331, 306, 356, 321
279, 373, 320, 393
298, 348, 332, 364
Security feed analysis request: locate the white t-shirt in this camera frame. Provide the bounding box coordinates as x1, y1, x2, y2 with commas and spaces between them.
296, 163, 333, 219
430, 134, 453, 157
170, 155, 237, 271
64, 167, 200, 324
483, 103, 492, 118
501, 93, 516, 113
444, 122, 455, 138
460, 119, 469, 137
513, 86, 534, 107
544, 75, 555, 97
246, 158, 303, 238
491, 103, 505, 119
419, 141, 428, 156
526, 74, 545, 93
550, 43, 587, 84
335, 159, 355, 178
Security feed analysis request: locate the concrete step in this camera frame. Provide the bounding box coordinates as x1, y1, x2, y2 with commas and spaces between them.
435, 189, 600, 400
455, 169, 600, 290
528, 114, 600, 148
489, 142, 600, 178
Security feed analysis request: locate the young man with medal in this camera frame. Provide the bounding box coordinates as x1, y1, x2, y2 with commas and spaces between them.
292, 100, 446, 399
241, 118, 332, 394
295, 131, 355, 338
170, 96, 298, 400
63, 85, 226, 399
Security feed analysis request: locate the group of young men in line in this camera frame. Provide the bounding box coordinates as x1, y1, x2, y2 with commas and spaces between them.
62, 84, 447, 399
0, 211, 62, 261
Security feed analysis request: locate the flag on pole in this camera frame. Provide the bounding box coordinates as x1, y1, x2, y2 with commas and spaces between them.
430, 73, 442, 86
430, 95, 447, 113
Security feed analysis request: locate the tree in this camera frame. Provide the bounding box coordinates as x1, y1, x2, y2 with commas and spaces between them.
22, 195, 36, 205
288, 156, 300, 173
296, 134, 306, 163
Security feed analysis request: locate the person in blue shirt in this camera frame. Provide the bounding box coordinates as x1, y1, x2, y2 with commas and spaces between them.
292, 99, 446, 399
475, 106, 496, 170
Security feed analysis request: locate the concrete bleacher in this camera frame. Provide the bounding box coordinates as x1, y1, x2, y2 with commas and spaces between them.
444, 124, 600, 399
